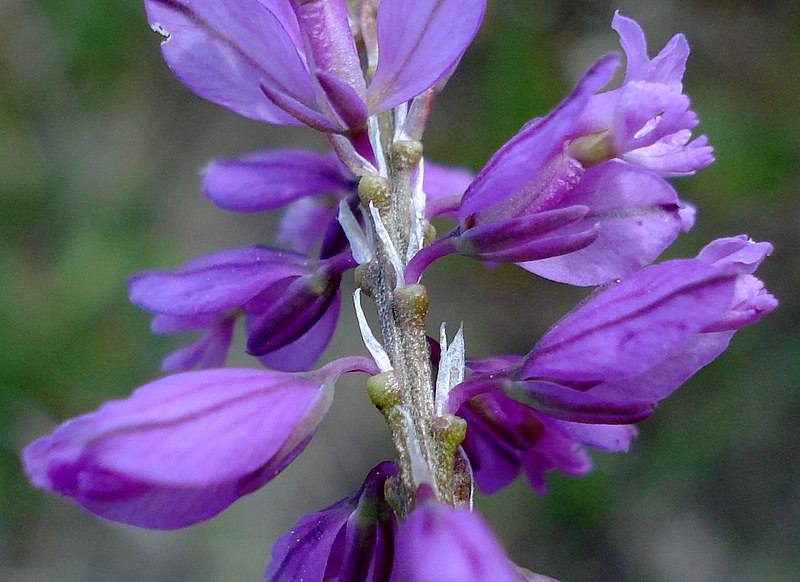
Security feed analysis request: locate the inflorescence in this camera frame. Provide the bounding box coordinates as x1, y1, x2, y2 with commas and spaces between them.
22, 2, 777, 580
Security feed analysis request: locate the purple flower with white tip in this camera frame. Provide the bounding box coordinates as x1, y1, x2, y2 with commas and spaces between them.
410, 14, 714, 286
265, 461, 397, 582
407, 52, 691, 287
22, 368, 340, 529
145, 0, 486, 132
129, 247, 355, 372
569, 12, 715, 177
450, 236, 776, 442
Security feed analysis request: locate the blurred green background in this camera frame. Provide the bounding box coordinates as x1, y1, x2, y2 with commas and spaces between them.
1, 0, 797, 580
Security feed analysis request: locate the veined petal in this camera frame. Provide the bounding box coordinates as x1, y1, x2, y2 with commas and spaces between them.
161, 316, 236, 371
23, 369, 333, 529
145, 0, 318, 125
395, 499, 524, 582
202, 149, 353, 212
522, 259, 736, 381
128, 247, 309, 315
277, 198, 338, 254
257, 290, 341, 372
367, 0, 487, 112
317, 70, 369, 130
244, 273, 341, 356
542, 417, 637, 453
582, 331, 735, 404
520, 161, 682, 286
291, 0, 366, 94
459, 54, 620, 224
696, 235, 773, 274
422, 161, 475, 219
612, 11, 689, 90
265, 462, 397, 582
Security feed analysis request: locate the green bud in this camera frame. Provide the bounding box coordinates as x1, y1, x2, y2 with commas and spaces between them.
366, 371, 402, 411
358, 175, 390, 209
390, 140, 423, 171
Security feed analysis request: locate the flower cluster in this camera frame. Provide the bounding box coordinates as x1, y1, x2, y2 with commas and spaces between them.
23, 3, 775, 580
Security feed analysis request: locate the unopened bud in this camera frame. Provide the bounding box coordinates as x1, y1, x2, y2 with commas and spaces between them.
366, 371, 402, 411
358, 175, 390, 209
393, 284, 429, 326
390, 140, 423, 171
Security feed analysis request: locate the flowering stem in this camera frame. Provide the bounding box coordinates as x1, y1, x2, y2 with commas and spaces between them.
353, 111, 462, 514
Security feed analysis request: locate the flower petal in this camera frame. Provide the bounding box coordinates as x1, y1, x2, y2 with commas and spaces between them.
129, 247, 309, 315
520, 161, 681, 286
395, 499, 523, 582
257, 291, 341, 372
522, 259, 736, 381
145, 0, 318, 124
202, 149, 352, 212
367, 0, 487, 112
459, 54, 619, 224
23, 369, 333, 529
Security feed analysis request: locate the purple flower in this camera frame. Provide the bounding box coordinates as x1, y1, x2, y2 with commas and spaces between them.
145, 0, 486, 132
394, 492, 529, 582
22, 368, 336, 529
451, 236, 776, 429
428, 14, 713, 286
265, 462, 397, 582
447, 237, 775, 493
129, 247, 355, 372
452, 54, 685, 286
569, 12, 714, 177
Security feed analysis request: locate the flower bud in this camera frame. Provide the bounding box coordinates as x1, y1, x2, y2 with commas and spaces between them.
23, 369, 333, 529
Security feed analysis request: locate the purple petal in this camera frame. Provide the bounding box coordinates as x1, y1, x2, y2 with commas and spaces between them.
458, 400, 526, 494
257, 291, 341, 372
23, 369, 332, 529
161, 316, 236, 371
129, 247, 309, 316
456, 206, 599, 263
259, 81, 343, 132
459, 55, 620, 224
520, 161, 682, 286
277, 198, 338, 254
395, 500, 522, 582
145, 0, 318, 125
202, 149, 352, 212
367, 0, 487, 112
265, 461, 396, 582
584, 330, 735, 404
612, 82, 696, 153
520, 425, 592, 494
244, 274, 340, 356
316, 70, 369, 130
624, 132, 714, 177
523, 259, 736, 381
265, 495, 353, 582
541, 417, 637, 453
612, 12, 689, 90
509, 380, 655, 424
705, 274, 778, 332
291, 0, 365, 94
696, 235, 773, 274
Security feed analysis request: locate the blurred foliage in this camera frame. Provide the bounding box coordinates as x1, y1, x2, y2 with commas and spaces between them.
1, 0, 797, 580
